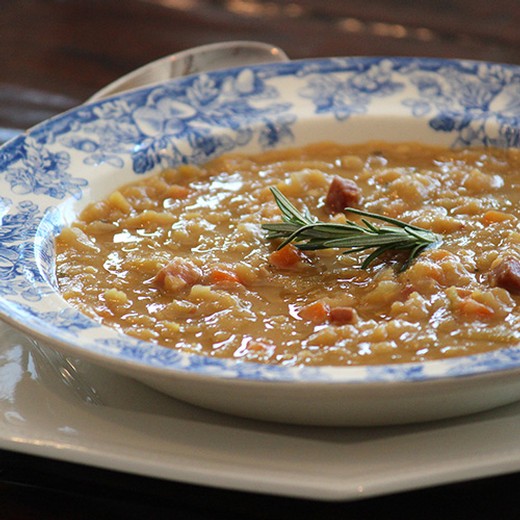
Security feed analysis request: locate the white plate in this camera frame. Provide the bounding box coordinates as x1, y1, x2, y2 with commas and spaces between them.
3, 319, 520, 501
1, 57, 520, 426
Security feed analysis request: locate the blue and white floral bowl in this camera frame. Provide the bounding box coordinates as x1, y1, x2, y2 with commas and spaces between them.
1, 57, 520, 426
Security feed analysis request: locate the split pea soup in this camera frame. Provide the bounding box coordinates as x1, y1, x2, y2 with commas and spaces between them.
55, 141, 520, 366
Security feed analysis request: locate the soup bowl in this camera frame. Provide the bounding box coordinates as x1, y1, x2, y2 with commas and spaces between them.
1, 56, 520, 426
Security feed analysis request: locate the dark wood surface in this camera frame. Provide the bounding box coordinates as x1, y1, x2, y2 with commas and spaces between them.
1, 0, 519, 518
1, 0, 519, 133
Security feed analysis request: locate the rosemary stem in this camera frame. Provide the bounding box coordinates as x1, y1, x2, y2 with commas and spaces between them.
262, 187, 440, 271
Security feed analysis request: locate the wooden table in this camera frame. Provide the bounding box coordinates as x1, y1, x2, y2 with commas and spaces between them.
1, 1, 519, 518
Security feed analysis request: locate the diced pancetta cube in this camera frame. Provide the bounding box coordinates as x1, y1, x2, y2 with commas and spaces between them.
154, 257, 203, 293
329, 306, 358, 325
491, 257, 520, 294
325, 176, 361, 214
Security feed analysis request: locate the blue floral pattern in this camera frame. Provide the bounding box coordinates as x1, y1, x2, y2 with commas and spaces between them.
16, 303, 99, 334
299, 59, 405, 120
3, 137, 88, 198
401, 60, 520, 147
0, 57, 519, 387
59, 69, 295, 174
0, 199, 44, 301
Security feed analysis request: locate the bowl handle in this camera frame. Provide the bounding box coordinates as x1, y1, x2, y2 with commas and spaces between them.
87, 41, 290, 103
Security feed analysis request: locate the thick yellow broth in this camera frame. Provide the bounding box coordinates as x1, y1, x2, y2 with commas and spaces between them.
55, 142, 520, 366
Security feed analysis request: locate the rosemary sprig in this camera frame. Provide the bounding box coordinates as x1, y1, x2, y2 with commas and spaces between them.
262, 187, 440, 271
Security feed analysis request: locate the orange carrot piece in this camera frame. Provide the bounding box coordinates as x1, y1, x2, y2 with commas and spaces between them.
208, 269, 240, 284
247, 340, 273, 353
459, 299, 494, 319
268, 244, 302, 268
298, 301, 330, 323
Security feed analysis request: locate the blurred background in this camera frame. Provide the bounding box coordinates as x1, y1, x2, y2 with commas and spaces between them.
1, 0, 519, 135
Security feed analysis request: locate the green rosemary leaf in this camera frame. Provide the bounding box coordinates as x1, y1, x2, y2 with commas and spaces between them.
262, 186, 441, 271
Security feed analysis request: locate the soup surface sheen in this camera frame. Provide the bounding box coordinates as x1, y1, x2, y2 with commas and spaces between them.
55, 142, 520, 366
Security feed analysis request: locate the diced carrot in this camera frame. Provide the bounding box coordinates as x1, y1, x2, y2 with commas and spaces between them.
268, 244, 303, 269
298, 301, 330, 323
459, 298, 495, 319
208, 268, 240, 284
233, 339, 275, 360
482, 210, 514, 224
247, 340, 273, 353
